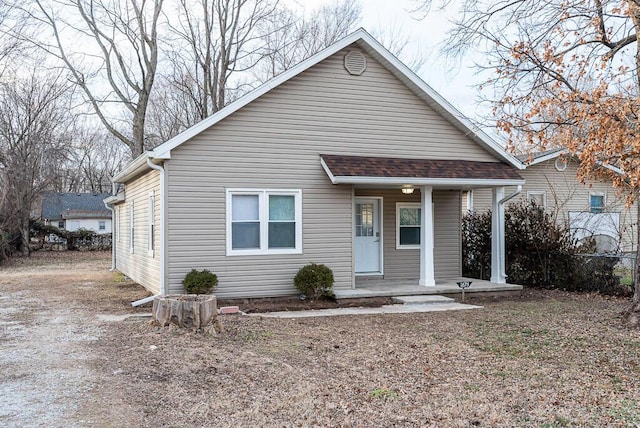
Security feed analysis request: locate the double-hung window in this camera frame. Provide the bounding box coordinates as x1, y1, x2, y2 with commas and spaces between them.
590, 193, 605, 214
396, 203, 421, 249
226, 189, 302, 255
527, 191, 546, 209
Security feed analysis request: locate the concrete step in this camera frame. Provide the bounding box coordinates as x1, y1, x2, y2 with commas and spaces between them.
391, 295, 455, 305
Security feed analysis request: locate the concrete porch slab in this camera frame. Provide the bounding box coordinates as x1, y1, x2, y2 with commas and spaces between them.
392, 295, 455, 304
251, 302, 483, 319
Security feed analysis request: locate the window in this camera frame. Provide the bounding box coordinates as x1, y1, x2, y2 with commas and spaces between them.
462, 190, 473, 211
99, 220, 106, 231
397, 203, 421, 249
590, 193, 605, 214
57, 221, 64, 229
148, 191, 155, 256
129, 201, 135, 253
226, 189, 302, 255
527, 191, 546, 209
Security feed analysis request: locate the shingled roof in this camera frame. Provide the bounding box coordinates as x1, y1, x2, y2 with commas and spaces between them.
41, 192, 112, 220
320, 154, 523, 182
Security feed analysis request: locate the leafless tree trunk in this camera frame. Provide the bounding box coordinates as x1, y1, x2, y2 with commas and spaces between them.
17, 0, 164, 158
0, 72, 72, 256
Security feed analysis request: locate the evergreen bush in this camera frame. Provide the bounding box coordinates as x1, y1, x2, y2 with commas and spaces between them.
182, 269, 218, 294
294, 263, 335, 300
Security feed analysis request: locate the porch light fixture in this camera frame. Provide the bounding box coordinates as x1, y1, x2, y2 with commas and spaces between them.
401, 185, 415, 195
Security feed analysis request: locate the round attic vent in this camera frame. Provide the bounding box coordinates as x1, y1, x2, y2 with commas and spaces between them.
555, 157, 568, 171
344, 50, 366, 75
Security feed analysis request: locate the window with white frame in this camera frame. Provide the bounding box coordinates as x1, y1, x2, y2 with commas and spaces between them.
527, 191, 546, 209
99, 220, 106, 231
57, 220, 64, 229
590, 193, 605, 214
148, 191, 155, 256
462, 190, 473, 211
129, 201, 135, 253
396, 203, 421, 249
226, 189, 302, 255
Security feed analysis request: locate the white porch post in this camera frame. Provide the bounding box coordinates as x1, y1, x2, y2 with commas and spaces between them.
419, 185, 436, 286
491, 187, 506, 284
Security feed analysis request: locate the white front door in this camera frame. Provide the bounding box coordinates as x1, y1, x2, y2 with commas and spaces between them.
354, 198, 382, 274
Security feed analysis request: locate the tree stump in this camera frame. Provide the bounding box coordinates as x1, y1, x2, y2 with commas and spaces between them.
152, 294, 221, 332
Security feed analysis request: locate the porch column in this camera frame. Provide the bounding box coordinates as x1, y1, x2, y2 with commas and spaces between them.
419, 185, 436, 286
490, 187, 506, 284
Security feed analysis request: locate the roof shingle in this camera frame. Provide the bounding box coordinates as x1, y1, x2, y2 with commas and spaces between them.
320, 154, 523, 181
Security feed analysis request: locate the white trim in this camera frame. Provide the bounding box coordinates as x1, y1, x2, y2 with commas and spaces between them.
145, 158, 167, 296
225, 188, 303, 256
353, 197, 384, 275
396, 202, 421, 250
521, 149, 568, 166
328, 175, 525, 187
526, 190, 547, 209
419, 186, 435, 286
115, 206, 120, 242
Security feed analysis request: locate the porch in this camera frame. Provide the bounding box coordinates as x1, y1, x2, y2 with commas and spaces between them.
334, 277, 523, 299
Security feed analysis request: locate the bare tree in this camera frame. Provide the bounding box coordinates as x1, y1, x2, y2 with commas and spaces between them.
0, 71, 73, 255
165, 0, 286, 122
258, 0, 362, 80
17, 0, 164, 157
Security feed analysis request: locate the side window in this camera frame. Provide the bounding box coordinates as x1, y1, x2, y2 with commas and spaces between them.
99, 220, 106, 231
129, 201, 135, 253
148, 191, 155, 255
527, 191, 546, 209
590, 193, 605, 214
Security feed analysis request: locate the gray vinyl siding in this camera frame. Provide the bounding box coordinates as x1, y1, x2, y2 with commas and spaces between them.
115, 169, 161, 294
355, 189, 461, 281
164, 44, 507, 298
471, 159, 638, 252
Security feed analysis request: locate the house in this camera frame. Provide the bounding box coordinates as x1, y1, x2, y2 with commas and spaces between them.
469, 149, 638, 254
40, 192, 113, 234
105, 29, 527, 302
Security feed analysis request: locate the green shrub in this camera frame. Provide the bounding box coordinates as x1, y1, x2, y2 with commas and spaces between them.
294, 263, 335, 300
462, 202, 622, 295
182, 269, 218, 294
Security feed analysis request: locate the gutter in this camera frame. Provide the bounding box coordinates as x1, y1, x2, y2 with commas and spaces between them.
103, 196, 116, 272
131, 156, 167, 307
498, 185, 523, 279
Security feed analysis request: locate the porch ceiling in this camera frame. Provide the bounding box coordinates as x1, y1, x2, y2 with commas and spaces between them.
320, 154, 525, 187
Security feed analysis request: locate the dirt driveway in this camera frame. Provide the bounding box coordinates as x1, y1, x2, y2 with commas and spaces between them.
2, 251, 640, 427
0, 252, 148, 426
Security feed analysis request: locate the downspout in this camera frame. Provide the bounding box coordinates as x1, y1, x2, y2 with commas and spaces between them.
103, 188, 116, 271
498, 185, 523, 279
131, 157, 167, 307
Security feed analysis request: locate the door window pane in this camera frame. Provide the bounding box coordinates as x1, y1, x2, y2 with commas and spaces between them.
355, 203, 374, 237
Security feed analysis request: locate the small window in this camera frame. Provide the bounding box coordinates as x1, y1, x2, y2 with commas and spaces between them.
527, 191, 546, 209
397, 203, 421, 249
99, 220, 106, 230
462, 190, 473, 211
226, 189, 302, 255
590, 193, 605, 214
58, 221, 64, 229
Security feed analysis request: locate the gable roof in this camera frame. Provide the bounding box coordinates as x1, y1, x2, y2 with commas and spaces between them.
41, 192, 111, 220
113, 28, 524, 183
321, 154, 524, 187
517, 148, 568, 166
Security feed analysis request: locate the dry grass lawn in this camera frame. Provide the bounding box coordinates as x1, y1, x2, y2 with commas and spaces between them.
1, 251, 639, 427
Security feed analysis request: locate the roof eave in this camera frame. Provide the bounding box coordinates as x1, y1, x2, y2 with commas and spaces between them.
112, 152, 152, 183
330, 176, 526, 187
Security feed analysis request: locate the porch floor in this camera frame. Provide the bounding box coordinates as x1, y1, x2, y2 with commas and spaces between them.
334, 277, 522, 299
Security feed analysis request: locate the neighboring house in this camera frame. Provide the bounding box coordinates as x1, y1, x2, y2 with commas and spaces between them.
470, 149, 638, 254
105, 29, 526, 301
40, 192, 113, 234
